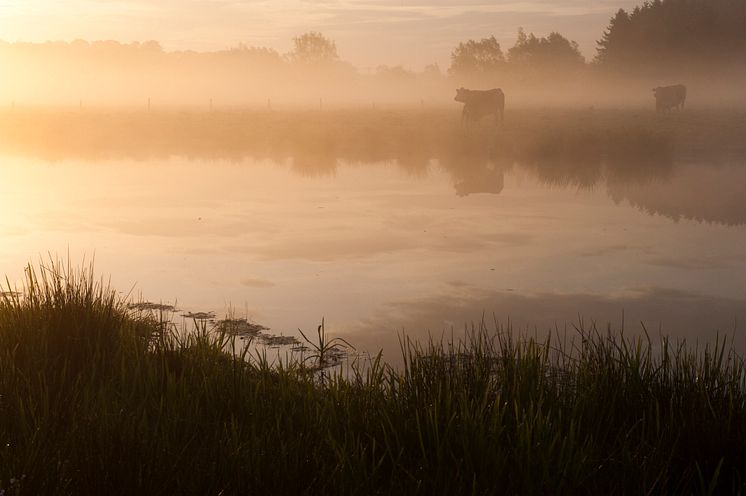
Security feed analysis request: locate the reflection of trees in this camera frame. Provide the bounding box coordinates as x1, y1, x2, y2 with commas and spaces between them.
521, 130, 603, 189
0, 108, 743, 223
439, 125, 674, 196
605, 128, 673, 185
286, 127, 339, 177
608, 164, 746, 226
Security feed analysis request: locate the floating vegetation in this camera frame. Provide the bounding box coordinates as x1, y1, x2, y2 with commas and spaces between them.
127, 301, 177, 313
216, 318, 269, 338
259, 334, 301, 348
215, 317, 301, 347
182, 311, 216, 321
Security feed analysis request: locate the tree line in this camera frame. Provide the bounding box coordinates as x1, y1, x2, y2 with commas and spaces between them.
0, 32, 342, 68
448, 29, 585, 81
2, 0, 743, 81
596, 0, 746, 72
449, 0, 746, 80
0, 0, 743, 105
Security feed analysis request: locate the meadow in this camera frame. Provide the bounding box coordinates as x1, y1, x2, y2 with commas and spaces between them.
1, 262, 745, 495
0, 105, 744, 170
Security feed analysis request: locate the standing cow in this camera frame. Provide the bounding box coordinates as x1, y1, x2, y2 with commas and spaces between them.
454, 88, 505, 127
653, 84, 687, 112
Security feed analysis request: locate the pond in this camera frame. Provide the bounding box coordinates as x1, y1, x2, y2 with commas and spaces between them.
1, 112, 745, 360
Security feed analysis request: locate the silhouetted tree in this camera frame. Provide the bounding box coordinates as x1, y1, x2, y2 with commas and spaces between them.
448, 36, 505, 77
508, 28, 585, 72
595, 0, 746, 71
596, 9, 633, 65
290, 32, 338, 64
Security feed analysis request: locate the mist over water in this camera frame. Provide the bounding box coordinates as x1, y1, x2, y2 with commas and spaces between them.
2, 106, 744, 360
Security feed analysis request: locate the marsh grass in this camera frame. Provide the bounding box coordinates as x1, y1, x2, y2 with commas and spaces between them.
1, 262, 745, 494
0, 107, 743, 169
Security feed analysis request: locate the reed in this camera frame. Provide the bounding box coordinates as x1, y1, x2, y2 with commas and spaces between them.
1, 262, 744, 494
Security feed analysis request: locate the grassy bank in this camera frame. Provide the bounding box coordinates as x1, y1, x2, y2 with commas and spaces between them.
1, 263, 745, 495
0, 107, 744, 169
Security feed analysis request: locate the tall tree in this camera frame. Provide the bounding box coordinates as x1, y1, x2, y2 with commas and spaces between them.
290, 32, 338, 64
448, 36, 505, 76
595, 9, 633, 65
595, 0, 746, 70
508, 28, 585, 71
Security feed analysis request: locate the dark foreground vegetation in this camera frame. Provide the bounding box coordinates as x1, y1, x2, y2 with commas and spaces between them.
1, 263, 745, 495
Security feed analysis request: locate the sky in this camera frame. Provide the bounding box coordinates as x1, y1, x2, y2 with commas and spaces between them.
0, 0, 642, 69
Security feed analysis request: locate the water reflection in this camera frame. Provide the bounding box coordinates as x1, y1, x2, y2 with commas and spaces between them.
3, 109, 743, 226
1, 108, 744, 358
346, 286, 746, 364
608, 165, 746, 225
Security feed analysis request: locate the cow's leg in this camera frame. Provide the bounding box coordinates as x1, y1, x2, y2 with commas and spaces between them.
462, 108, 475, 132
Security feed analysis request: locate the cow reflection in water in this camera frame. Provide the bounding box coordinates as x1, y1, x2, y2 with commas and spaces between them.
441, 136, 511, 197
454, 163, 504, 197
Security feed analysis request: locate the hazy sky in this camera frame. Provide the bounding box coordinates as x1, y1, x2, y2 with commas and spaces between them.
0, 0, 641, 68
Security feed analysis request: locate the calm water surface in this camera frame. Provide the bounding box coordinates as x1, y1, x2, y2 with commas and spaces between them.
2, 155, 745, 357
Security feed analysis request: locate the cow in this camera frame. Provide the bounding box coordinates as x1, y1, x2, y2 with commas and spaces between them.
454, 88, 505, 127
653, 84, 687, 113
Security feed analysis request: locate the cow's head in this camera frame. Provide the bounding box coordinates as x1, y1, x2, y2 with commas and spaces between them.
454, 87, 468, 103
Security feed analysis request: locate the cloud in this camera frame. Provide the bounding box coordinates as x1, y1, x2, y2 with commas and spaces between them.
343, 286, 746, 363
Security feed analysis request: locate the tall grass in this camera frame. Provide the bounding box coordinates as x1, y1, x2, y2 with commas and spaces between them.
0, 107, 744, 169
1, 262, 745, 494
